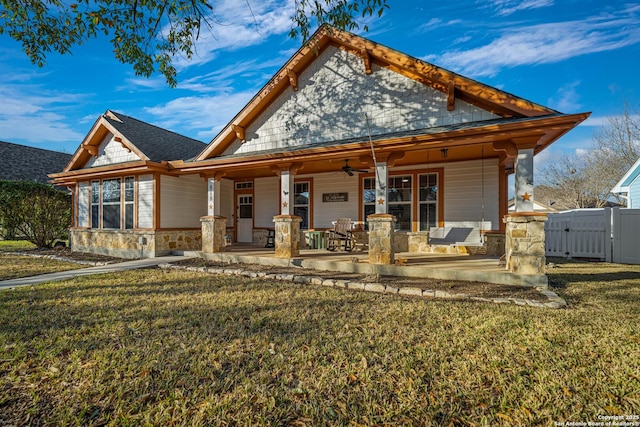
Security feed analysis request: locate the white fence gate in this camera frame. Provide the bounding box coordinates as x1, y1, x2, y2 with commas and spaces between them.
545, 208, 640, 264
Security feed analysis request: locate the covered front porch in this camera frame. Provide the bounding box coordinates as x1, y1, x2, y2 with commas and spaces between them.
193, 244, 548, 288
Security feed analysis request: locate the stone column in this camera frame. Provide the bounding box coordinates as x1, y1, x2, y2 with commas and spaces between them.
368, 213, 396, 264
273, 215, 302, 258
503, 213, 547, 275
200, 215, 227, 253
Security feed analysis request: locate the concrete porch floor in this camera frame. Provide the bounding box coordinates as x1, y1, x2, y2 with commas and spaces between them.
189, 245, 548, 288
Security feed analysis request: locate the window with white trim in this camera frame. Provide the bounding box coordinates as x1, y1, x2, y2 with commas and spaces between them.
90, 180, 99, 228
419, 173, 438, 231
294, 181, 310, 229
124, 176, 135, 229
88, 177, 135, 230
363, 177, 376, 229
388, 175, 412, 231
102, 178, 121, 229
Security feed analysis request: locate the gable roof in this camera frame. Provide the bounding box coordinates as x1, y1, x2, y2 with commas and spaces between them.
612, 157, 640, 194
102, 111, 206, 162
195, 24, 560, 161
0, 140, 72, 184
63, 110, 206, 172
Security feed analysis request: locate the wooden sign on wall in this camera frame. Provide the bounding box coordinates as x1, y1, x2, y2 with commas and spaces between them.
322, 192, 349, 202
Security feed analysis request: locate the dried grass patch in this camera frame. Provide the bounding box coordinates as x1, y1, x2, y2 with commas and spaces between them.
0, 261, 638, 425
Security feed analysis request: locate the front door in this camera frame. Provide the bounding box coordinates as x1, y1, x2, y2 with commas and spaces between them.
237, 194, 253, 243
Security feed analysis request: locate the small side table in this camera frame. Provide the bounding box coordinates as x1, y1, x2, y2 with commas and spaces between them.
305, 230, 326, 249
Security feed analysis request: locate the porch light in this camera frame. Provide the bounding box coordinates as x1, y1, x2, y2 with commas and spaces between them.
440, 148, 448, 159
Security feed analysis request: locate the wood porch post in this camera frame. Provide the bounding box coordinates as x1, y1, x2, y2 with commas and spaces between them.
201, 174, 227, 253
514, 147, 535, 212
375, 161, 388, 214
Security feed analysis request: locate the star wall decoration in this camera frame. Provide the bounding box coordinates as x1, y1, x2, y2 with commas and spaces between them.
283, 201, 288, 208
521, 192, 531, 201
377, 198, 385, 205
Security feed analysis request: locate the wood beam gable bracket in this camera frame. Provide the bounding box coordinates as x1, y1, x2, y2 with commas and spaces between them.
287, 70, 299, 91
361, 48, 372, 74
232, 124, 246, 143
447, 81, 456, 111
113, 136, 131, 153
82, 143, 99, 158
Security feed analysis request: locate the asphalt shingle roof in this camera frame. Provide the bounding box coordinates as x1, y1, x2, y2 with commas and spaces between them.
0, 140, 72, 183
102, 111, 206, 162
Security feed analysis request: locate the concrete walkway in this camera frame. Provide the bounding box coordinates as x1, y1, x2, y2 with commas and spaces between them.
0, 255, 195, 289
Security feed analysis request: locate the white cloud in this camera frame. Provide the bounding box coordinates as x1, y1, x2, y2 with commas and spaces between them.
144, 90, 256, 141
548, 81, 582, 112
488, 0, 554, 16
433, 9, 640, 77
580, 115, 614, 127
0, 83, 85, 144
172, 0, 296, 69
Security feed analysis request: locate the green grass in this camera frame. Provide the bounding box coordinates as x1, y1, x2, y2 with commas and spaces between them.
0, 254, 83, 280
0, 259, 638, 426
0, 240, 36, 252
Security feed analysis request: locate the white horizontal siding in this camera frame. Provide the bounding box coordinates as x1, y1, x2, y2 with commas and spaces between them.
138, 175, 154, 229
443, 158, 499, 234
630, 180, 640, 208
160, 175, 207, 228
77, 182, 89, 227
221, 178, 234, 227
254, 177, 279, 228
307, 173, 360, 228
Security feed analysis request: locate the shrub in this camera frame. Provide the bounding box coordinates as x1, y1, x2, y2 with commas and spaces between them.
0, 180, 71, 248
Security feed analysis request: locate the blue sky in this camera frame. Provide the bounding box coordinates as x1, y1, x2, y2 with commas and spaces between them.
1, 0, 639, 174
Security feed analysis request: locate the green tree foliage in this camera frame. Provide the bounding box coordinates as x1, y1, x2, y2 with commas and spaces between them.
0, 181, 71, 248
0, 0, 389, 87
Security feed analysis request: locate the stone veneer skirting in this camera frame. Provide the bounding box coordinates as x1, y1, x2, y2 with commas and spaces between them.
70, 229, 202, 259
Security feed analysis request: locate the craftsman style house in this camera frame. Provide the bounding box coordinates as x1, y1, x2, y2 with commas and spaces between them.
51, 25, 588, 264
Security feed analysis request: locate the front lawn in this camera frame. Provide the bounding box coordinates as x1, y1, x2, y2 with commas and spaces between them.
0, 261, 638, 425
0, 254, 83, 280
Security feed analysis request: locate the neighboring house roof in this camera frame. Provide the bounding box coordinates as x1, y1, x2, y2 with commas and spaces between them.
508, 198, 558, 213
0, 140, 72, 184
611, 157, 640, 195
61, 110, 206, 173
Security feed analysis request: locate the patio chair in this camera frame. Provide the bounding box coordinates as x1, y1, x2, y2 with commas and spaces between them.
326, 218, 354, 251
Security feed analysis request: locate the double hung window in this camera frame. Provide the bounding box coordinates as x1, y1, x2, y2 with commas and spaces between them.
294, 181, 310, 229
88, 177, 135, 229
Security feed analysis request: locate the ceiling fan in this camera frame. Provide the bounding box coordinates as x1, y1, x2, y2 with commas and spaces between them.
341, 159, 369, 176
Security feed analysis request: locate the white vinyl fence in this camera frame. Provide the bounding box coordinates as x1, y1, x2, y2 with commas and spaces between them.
545, 207, 640, 264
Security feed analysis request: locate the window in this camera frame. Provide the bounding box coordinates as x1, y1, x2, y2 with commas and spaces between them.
362, 172, 441, 232
235, 181, 253, 190
294, 181, 310, 229
87, 177, 136, 230
90, 180, 99, 228
124, 176, 135, 229
102, 178, 121, 229
388, 175, 412, 231
419, 173, 438, 230
363, 177, 376, 229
